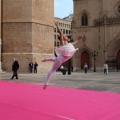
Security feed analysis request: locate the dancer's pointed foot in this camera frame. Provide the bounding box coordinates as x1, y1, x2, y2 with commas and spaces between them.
42, 59, 46, 62
43, 84, 47, 90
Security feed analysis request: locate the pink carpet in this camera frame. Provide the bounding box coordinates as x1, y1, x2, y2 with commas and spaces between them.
0, 81, 120, 120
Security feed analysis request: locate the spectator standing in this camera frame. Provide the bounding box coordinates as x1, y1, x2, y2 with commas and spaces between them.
34, 62, 38, 73
103, 63, 108, 74
29, 62, 33, 73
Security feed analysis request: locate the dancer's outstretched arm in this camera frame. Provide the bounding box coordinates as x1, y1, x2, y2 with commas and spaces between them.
54, 21, 62, 35
55, 21, 64, 45
72, 36, 82, 45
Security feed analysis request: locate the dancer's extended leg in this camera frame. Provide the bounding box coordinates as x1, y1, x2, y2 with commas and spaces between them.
43, 58, 62, 89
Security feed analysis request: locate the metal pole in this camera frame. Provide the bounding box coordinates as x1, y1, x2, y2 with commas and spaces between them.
94, 57, 96, 72
92, 51, 98, 72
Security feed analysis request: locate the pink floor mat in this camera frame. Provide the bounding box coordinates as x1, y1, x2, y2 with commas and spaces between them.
0, 80, 120, 120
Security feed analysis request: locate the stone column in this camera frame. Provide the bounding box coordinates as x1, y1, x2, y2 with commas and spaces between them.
0, 0, 2, 72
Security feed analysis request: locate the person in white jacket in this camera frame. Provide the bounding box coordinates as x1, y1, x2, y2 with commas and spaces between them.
103, 63, 108, 74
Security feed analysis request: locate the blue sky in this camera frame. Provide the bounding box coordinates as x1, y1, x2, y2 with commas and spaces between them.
54, 0, 73, 18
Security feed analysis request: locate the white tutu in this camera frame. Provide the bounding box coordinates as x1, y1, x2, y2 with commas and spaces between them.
55, 43, 78, 57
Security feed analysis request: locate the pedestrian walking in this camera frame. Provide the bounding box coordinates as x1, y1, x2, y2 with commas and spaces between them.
84, 63, 88, 74
60, 65, 66, 75
11, 58, 19, 79
103, 63, 108, 74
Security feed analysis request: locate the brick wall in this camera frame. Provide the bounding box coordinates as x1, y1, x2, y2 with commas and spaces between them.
2, 0, 54, 73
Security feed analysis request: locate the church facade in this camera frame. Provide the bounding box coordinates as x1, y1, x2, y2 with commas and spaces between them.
1, 0, 54, 73
72, 0, 120, 71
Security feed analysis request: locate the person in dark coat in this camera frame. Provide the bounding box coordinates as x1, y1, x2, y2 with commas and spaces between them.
34, 62, 38, 73
11, 58, 19, 79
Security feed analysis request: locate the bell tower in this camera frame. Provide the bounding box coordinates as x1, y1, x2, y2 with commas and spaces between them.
2, 0, 54, 73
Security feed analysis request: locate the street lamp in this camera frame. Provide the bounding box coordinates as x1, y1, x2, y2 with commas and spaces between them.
92, 51, 98, 72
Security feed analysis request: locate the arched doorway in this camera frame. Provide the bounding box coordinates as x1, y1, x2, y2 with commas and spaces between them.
116, 49, 120, 70
81, 51, 89, 69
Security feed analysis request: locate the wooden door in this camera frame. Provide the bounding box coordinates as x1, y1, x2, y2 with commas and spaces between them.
117, 50, 120, 70
81, 51, 89, 69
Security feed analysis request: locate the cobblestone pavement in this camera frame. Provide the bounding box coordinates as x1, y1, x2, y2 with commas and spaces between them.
0, 71, 120, 93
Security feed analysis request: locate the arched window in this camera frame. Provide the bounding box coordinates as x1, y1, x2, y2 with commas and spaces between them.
81, 13, 88, 26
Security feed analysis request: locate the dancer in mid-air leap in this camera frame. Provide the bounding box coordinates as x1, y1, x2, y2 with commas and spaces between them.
42, 21, 82, 90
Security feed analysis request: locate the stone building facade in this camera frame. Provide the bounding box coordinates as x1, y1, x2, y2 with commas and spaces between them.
72, 0, 120, 71
1, 0, 54, 73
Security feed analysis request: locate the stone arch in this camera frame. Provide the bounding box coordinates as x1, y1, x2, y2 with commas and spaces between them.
81, 51, 89, 69
78, 10, 90, 19
107, 38, 120, 57
116, 49, 120, 70
77, 46, 92, 69
106, 37, 120, 70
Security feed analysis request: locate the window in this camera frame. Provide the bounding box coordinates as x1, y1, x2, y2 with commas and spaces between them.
81, 13, 88, 26
57, 42, 59, 46
57, 35, 59, 40
115, 3, 120, 16
54, 28, 56, 32
118, 5, 120, 13
69, 30, 71, 34
54, 35, 56, 39
66, 30, 68, 34
54, 41, 56, 46
63, 29, 65, 34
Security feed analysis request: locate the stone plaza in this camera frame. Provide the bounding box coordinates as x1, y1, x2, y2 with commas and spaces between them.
0, 71, 120, 93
